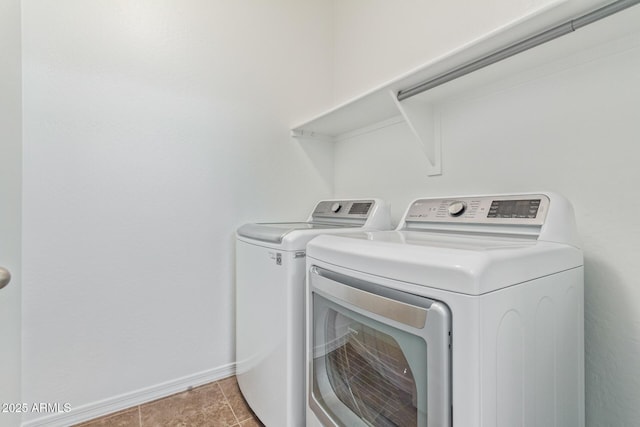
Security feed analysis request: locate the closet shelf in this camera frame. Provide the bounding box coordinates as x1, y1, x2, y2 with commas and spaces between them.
290, 0, 633, 177
290, 17, 543, 177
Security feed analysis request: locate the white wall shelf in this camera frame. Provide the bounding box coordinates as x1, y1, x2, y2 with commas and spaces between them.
291, 0, 632, 177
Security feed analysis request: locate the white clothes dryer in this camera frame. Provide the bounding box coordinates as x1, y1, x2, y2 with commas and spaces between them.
236, 199, 391, 427
306, 193, 584, 427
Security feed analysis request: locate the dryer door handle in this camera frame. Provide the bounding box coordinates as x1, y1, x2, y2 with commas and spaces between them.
311, 269, 427, 329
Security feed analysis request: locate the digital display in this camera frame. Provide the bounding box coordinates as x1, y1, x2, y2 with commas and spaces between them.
349, 202, 372, 215
487, 199, 540, 219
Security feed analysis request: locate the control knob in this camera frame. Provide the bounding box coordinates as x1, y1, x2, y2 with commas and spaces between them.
448, 201, 466, 217
330, 202, 342, 213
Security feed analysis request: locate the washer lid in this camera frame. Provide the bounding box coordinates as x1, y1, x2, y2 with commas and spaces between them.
306, 231, 583, 295
237, 222, 350, 244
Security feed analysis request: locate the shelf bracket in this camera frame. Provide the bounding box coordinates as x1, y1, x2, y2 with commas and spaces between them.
390, 90, 442, 176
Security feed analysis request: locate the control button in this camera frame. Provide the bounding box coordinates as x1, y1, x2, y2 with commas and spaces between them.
330, 202, 342, 213
447, 201, 466, 217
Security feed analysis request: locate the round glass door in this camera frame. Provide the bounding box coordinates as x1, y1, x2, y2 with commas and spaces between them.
312, 294, 428, 427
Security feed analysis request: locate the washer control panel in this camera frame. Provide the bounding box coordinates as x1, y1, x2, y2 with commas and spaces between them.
312, 200, 375, 219
405, 194, 550, 225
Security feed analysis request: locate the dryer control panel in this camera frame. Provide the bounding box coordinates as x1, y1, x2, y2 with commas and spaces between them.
405, 194, 550, 226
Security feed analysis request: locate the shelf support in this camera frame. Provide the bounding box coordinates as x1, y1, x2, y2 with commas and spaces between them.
391, 90, 442, 176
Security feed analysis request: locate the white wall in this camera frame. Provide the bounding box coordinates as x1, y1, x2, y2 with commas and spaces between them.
332, 2, 640, 426
0, 0, 22, 426
21, 0, 333, 424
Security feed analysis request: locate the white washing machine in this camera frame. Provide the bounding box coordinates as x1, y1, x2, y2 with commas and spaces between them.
306, 192, 584, 427
236, 199, 391, 427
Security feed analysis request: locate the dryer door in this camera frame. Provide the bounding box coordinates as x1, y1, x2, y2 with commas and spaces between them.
309, 267, 451, 427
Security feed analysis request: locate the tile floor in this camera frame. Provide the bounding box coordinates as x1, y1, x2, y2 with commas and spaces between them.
74, 377, 265, 427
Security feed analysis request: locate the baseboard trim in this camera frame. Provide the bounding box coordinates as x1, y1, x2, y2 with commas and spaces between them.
22, 363, 236, 427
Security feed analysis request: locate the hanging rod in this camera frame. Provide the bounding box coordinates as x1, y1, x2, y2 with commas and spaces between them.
397, 0, 640, 101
